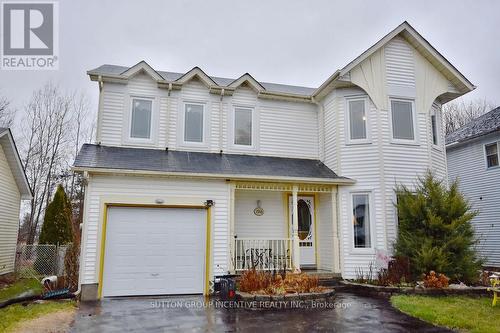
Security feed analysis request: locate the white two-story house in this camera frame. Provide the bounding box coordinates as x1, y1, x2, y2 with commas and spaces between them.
74, 22, 474, 300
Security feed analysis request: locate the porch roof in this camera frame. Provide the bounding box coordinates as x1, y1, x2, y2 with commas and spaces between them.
74, 144, 354, 184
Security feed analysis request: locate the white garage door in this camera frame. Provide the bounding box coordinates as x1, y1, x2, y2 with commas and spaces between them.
102, 207, 206, 297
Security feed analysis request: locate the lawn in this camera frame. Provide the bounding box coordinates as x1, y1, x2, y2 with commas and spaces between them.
0, 279, 42, 302
0, 279, 75, 333
391, 295, 500, 333
0, 300, 76, 333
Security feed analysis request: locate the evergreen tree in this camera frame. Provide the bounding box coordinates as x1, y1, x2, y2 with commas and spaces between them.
39, 185, 73, 245
394, 172, 483, 283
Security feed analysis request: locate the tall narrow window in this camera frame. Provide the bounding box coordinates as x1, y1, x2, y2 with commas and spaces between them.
130, 98, 152, 139
348, 100, 367, 140
234, 107, 252, 146
431, 114, 438, 145
184, 103, 204, 143
485, 143, 499, 168
391, 100, 415, 141
352, 194, 371, 248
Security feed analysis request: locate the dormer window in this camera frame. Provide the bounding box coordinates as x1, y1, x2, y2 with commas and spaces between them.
184, 103, 204, 143
234, 107, 253, 146
130, 98, 152, 139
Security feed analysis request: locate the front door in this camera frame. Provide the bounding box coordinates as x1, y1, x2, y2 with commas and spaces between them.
289, 196, 315, 267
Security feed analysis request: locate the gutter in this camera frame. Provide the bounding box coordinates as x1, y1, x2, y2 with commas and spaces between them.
71, 166, 356, 185
88, 72, 315, 103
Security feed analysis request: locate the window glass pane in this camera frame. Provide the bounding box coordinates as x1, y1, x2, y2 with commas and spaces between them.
486, 143, 499, 168
184, 104, 204, 142
130, 99, 152, 139
391, 100, 414, 140
234, 108, 252, 145
349, 100, 367, 140
352, 194, 371, 248
431, 114, 438, 145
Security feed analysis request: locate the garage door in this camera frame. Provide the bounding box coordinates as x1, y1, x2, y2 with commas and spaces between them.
102, 207, 206, 297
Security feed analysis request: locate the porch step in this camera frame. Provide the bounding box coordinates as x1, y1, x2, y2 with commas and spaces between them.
302, 271, 342, 287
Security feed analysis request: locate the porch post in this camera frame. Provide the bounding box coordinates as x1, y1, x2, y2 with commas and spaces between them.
292, 185, 301, 271
229, 183, 236, 273
331, 186, 341, 273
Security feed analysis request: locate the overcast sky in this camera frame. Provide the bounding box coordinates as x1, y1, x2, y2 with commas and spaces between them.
1, 0, 499, 127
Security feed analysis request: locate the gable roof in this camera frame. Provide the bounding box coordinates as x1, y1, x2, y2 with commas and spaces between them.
0, 128, 32, 199
87, 21, 473, 102
446, 106, 500, 146
73, 144, 354, 184
313, 21, 475, 99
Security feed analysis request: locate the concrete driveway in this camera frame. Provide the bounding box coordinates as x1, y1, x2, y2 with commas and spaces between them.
71, 292, 450, 332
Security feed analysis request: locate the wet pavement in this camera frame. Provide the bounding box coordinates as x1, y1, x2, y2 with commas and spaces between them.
71, 292, 451, 332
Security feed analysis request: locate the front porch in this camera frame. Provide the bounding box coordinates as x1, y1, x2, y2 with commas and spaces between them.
228, 182, 342, 274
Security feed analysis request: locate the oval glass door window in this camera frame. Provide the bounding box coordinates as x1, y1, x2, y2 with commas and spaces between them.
297, 199, 312, 241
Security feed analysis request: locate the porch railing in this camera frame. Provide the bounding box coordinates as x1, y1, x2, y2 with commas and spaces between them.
234, 238, 292, 271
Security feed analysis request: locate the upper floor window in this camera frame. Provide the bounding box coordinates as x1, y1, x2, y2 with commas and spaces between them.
234, 107, 253, 146
184, 103, 204, 143
347, 99, 368, 142
390, 99, 416, 142
352, 193, 371, 248
431, 114, 438, 145
485, 142, 499, 168
130, 98, 152, 139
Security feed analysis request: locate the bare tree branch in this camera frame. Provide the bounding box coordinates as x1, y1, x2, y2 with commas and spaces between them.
443, 98, 494, 135
19, 82, 92, 244
0, 95, 14, 127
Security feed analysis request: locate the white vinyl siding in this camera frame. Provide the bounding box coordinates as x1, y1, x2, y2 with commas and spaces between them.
0, 145, 21, 275
97, 76, 318, 159
317, 193, 334, 271
385, 36, 416, 97
447, 132, 500, 267
234, 191, 286, 239
81, 174, 229, 285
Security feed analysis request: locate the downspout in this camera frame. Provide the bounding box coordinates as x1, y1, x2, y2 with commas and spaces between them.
312, 96, 325, 162
219, 89, 225, 153
165, 83, 172, 149
95, 76, 104, 144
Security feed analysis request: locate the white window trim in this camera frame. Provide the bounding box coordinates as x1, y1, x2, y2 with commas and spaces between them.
389, 98, 418, 145
484, 141, 500, 170
230, 105, 257, 150
430, 109, 440, 148
349, 191, 375, 253
123, 95, 157, 146
180, 101, 209, 148
345, 96, 371, 145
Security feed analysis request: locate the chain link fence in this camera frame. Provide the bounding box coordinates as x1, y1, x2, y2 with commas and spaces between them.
15, 244, 70, 279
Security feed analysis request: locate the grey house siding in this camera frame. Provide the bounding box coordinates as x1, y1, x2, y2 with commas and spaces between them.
447, 131, 500, 268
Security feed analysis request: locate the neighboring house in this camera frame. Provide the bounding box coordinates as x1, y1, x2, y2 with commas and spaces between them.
446, 107, 500, 268
74, 21, 475, 300
0, 128, 32, 275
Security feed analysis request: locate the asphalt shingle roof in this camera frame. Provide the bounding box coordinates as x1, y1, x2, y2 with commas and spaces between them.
74, 144, 348, 181
446, 106, 500, 145
89, 64, 316, 96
